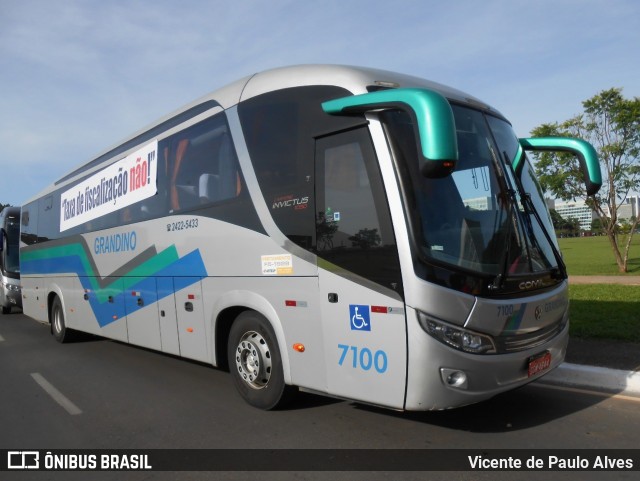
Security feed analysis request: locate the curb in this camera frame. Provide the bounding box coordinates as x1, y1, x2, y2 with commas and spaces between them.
541, 362, 640, 395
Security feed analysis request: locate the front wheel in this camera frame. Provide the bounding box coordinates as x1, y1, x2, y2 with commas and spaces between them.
227, 311, 295, 410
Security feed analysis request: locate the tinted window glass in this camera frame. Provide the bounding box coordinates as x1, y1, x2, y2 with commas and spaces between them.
315, 127, 402, 293
158, 113, 242, 216
30, 112, 246, 243
21, 203, 39, 245
239, 86, 364, 250
4, 217, 20, 273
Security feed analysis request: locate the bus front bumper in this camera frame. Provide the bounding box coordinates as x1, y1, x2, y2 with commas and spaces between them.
404, 318, 569, 411
1, 283, 22, 309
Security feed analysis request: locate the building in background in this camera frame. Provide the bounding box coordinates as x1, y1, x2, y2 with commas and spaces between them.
549, 199, 594, 231
609, 196, 640, 222
546, 196, 639, 233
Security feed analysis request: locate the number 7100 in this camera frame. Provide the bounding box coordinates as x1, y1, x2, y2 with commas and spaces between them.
337, 344, 388, 373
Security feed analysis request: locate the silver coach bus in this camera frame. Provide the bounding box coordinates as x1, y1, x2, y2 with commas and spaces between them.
20, 65, 601, 410
0, 206, 22, 313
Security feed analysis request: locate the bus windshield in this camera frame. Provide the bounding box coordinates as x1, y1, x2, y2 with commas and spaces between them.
0, 217, 20, 275
382, 105, 559, 293
4, 221, 20, 274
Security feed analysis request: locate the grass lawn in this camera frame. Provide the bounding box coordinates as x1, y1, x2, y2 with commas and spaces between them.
558, 235, 640, 275
553, 236, 640, 342
569, 284, 640, 342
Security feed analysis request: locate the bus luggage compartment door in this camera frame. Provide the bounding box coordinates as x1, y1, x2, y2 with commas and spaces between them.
156, 277, 180, 356
174, 277, 207, 363
125, 277, 161, 351
74, 276, 128, 342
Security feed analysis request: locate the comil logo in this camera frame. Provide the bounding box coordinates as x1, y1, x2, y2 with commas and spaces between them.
519, 279, 544, 290
534, 306, 543, 320
8, 451, 40, 469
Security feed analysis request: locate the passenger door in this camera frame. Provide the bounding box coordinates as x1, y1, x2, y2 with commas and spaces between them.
315, 127, 407, 409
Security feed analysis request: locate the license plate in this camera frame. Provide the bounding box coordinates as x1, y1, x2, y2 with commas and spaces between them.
528, 351, 552, 377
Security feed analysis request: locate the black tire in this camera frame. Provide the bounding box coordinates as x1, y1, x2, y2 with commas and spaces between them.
227, 311, 295, 410
1, 306, 10, 314
51, 296, 72, 343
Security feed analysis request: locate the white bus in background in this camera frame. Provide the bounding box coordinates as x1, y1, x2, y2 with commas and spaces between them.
20, 65, 601, 410
0, 206, 22, 313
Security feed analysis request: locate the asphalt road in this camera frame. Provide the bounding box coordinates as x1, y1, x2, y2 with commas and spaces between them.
1, 312, 638, 481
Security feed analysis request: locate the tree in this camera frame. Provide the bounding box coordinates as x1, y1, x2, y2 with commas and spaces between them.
316, 212, 338, 250
349, 228, 381, 250
532, 88, 640, 272
549, 209, 582, 237
591, 218, 604, 235
549, 208, 565, 230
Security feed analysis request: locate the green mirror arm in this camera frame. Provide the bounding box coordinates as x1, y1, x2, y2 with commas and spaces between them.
322, 88, 458, 177
518, 137, 602, 196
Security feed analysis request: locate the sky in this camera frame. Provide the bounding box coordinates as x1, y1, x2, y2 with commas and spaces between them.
1, 0, 639, 206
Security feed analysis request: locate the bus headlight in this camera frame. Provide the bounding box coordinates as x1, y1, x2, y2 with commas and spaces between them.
417, 311, 496, 354
3, 282, 20, 292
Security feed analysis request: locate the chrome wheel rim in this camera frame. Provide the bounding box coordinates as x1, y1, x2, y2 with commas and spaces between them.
53, 306, 63, 334
235, 331, 272, 389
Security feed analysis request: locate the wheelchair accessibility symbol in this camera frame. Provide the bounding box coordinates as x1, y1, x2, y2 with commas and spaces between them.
349, 304, 371, 331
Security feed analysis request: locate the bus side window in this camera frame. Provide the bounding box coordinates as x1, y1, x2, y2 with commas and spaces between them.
169, 138, 196, 212
164, 115, 242, 214
199, 133, 241, 203
21, 204, 39, 245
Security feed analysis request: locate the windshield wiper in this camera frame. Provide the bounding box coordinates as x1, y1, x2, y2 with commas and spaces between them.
486, 140, 520, 292
489, 188, 517, 291
503, 150, 567, 280
519, 191, 567, 280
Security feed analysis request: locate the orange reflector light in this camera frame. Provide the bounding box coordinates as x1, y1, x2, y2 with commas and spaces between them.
293, 343, 305, 352
187, 327, 194, 333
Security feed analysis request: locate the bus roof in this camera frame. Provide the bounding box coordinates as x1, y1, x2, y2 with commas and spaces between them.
25, 64, 504, 204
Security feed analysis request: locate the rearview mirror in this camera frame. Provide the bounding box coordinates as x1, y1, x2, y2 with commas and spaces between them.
323, 88, 458, 178
518, 137, 602, 196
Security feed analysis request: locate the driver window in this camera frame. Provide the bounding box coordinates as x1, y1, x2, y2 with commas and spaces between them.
315, 127, 402, 294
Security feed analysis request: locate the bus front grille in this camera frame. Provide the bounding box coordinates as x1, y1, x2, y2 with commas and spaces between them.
495, 318, 566, 353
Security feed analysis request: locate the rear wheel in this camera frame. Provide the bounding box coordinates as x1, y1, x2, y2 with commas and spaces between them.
51, 296, 71, 343
227, 311, 295, 410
